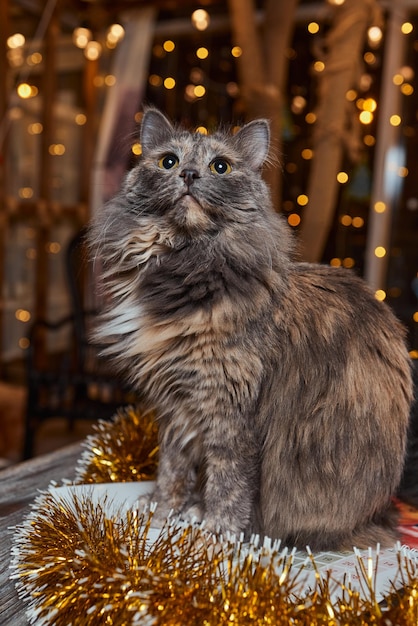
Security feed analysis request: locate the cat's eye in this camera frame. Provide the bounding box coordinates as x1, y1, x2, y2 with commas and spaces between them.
210, 158, 232, 175
158, 154, 179, 170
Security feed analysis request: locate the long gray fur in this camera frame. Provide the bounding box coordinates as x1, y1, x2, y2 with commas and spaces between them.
90, 108, 413, 550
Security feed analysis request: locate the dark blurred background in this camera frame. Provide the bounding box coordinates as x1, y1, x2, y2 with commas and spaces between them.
0, 0, 417, 461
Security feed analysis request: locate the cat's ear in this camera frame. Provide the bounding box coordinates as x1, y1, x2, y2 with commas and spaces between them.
140, 108, 173, 154
231, 119, 270, 170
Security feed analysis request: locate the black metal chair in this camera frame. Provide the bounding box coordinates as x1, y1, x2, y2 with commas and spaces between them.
23, 227, 137, 459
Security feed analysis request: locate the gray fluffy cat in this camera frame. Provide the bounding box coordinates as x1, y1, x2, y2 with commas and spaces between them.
90, 107, 413, 550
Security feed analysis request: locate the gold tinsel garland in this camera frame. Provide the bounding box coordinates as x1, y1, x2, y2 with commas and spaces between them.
10, 406, 418, 625
75, 405, 159, 484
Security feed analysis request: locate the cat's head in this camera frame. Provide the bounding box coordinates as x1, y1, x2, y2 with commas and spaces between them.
122, 107, 273, 237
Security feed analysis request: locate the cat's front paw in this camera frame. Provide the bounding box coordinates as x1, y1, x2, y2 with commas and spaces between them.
203, 515, 243, 538
137, 492, 153, 513
137, 493, 173, 527
180, 502, 204, 524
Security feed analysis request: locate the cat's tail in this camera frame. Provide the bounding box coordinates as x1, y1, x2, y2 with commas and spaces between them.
397, 358, 418, 507
348, 514, 399, 551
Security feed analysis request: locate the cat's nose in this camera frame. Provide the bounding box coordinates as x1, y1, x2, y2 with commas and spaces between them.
180, 168, 200, 187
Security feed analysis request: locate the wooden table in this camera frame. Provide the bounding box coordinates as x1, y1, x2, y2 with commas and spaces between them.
0, 443, 82, 626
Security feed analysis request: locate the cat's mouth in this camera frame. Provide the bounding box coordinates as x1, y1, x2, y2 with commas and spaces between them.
179, 190, 201, 206
172, 192, 212, 231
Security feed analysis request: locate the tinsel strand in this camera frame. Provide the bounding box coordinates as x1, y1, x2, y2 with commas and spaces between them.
10, 489, 418, 625
10, 407, 418, 625
75, 405, 159, 484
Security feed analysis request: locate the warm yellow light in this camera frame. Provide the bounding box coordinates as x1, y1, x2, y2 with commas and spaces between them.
7, 33, 25, 49
72, 27, 92, 49
164, 77, 176, 90
308, 22, 320, 34
226, 82, 239, 97
313, 61, 325, 72
47, 242, 61, 254
375, 290, 386, 301
389, 114, 401, 126
352, 216, 364, 228
297, 194, 309, 206
104, 75, 116, 86
305, 112, 316, 124
364, 134, 375, 146
368, 26, 383, 44
330, 258, 342, 267
301, 148, 313, 160
359, 110, 373, 124
75, 114, 87, 126
185, 84, 196, 101
374, 201, 386, 213
364, 52, 376, 64
363, 98, 377, 112
393, 73, 404, 86
163, 40, 175, 52
15, 309, 31, 322
84, 41, 102, 61
19, 338, 30, 350
342, 257, 355, 268
149, 74, 162, 87
346, 89, 357, 101
132, 143, 142, 156
17, 83, 36, 99
196, 47, 209, 59
28, 52, 42, 65
401, 83, 414, 95
398, 166, 408, 177
28, 122, 43, 135
110, 23, 125, 38
413, 311, 418, 323
48, 143, 66, 155
193, 85, 206, 98
196, 126, 208, 135
288, 213, 301, 227
410, 350, 418, 359
106, 25, 125, 48
291, 95, 306, 113
191, 9, 210, 31
401, 22, 413, 35
374, 246, 386, 258
340, 214, 352, 226
231, 46, 242, 58
337, 171, 349, 184
18, 187, 34, 199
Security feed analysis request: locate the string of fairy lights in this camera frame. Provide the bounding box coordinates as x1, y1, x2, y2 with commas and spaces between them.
3, 3, 418, 357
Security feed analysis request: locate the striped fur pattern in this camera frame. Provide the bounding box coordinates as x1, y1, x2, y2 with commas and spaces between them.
90, 108, 413, 550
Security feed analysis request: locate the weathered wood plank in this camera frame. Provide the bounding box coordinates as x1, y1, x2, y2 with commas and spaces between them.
0, 443, 82, 625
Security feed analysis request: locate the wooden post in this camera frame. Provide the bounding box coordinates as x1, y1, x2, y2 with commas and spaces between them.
364, 4, 407, 293
227, 0, 299, 211
298, 0, 382, 263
